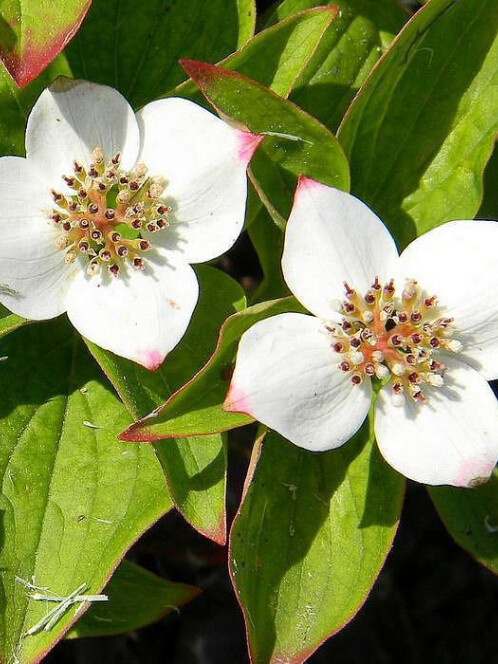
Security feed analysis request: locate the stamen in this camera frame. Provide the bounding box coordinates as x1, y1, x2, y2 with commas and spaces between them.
326, 276, 463, 405
364, 363, 375, 376
392, 382, 405, 407
402, 279, 418, 301
351, 351, 364, 366
55, 236, 69, 250
64, 251, 77, 264
376, 364, 389, 380
50, 147, 170, 278
133, 258, 145, 270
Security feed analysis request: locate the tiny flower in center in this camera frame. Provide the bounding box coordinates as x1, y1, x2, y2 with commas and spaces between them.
328, 276, 462, 405
50, 147, 170, 278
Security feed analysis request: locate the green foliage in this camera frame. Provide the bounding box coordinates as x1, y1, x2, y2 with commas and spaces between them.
231, 427, 404, 663
67, 560, 199, 638
0, 0, 89, 86
0, 319, 171, 663
173, 6, 338, 101
0, 304, 27, 340
429, 475, 498, 576
64, 0, 256, 108
266, 0, 408, 132
87, 266, 245, 543
0, 0, 497, 660
339, 0, 498, 248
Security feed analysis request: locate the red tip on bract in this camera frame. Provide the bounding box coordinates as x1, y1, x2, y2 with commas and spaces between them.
223, 383, 250, 414
297, 174, 323, 191
293, 174, 324, 205
454, 458, 496, 488
0, 1, 91, 87
137, 349, 164, 372
235, 130, 264, 163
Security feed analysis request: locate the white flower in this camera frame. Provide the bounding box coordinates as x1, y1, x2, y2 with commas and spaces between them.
0, 78, 261, 369
225, 177, 498, 487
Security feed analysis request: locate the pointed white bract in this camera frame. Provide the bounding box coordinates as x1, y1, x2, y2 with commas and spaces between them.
226, 177, 498, 486
0, 79, 260, 368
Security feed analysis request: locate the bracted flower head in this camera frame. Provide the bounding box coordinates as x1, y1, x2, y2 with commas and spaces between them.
225, 177, 498, 487
0, 78, 261, 369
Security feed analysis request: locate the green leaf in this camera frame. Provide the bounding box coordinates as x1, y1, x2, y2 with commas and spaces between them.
64, 0, 256, 109
478, 141, 498, 220
0, 0, 89, 87
429, 475, 498, 576
121, 297, 306, 442
173, 7, 339, 101
0, 55, 71, 157
0, 318, 171, 663
247, 204, 290, 302
0, 304, 27, 340
230, 426, 404, 664
180, 60, 350, 229
266, 0, 408, 132
67, 560, 199, 638
86, 266, 245, 543
338, 0, 498, 248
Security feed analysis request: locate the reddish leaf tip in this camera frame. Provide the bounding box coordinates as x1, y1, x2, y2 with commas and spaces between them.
0, 0, 92, 87
118, 417, 160, 443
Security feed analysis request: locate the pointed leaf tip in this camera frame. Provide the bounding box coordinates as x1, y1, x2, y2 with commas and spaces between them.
179, 58, 247, 89
0, 0, 92, 87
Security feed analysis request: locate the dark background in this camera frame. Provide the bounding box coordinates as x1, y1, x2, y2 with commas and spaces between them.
47, 0, 498, 661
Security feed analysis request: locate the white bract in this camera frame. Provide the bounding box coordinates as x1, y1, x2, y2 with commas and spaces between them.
0, 78, 261, 369
225, 177, 498, 487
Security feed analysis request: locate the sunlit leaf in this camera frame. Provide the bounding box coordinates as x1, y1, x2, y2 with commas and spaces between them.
339, 0, 498, 248
67, 560, 199, 638
64, 0, 256, 109
87, 266, 245, 543
0, 0, 89, 86
266, 0, 408, 132
231, 426, 404, 663
0, 318, 171, 662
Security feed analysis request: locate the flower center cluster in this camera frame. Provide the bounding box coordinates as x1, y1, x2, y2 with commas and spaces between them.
328, 277, 463, 405
50, 147, 170, 278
